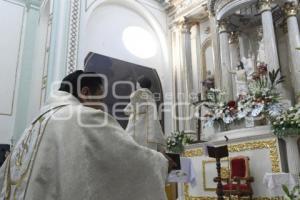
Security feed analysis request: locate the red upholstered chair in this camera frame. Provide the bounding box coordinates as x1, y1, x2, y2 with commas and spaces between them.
222, 156, 254, 200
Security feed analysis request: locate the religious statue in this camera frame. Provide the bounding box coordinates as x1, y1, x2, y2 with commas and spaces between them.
202, 70, 215, 99
256, 27, 266, 64
124, 77, 166, 152
229, 61, 249, 97
241, 54, 255, 81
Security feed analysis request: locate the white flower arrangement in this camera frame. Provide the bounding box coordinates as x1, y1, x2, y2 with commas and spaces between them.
201, 65, 286, 130
271, 104, 300, 137
166, 131, 194, 154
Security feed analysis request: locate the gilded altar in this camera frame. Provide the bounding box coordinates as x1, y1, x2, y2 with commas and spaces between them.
180, 126, 284, 199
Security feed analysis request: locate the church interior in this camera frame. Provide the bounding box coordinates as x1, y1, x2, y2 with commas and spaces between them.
0, 0, 300, 199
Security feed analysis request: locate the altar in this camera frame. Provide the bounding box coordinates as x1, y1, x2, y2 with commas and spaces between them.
164, 0, 300, 198
179, 126, 284, 199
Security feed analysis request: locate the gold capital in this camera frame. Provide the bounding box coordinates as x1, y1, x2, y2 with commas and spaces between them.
283, 2, 298, 18
176, 17, 192, 34
218, 19, 229, 33
229, 31, 239, 44
258, 0, 272, 13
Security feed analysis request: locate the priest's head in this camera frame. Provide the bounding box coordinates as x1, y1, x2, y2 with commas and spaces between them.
59, 70, 104, 109
137, 77, 152, 89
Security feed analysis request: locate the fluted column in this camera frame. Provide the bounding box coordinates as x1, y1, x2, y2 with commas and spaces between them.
229, 32, 240, 98
190, 23, 202, 95
258, 0, 280, 71
218, 19, 233, 100
178, 21, 193, 131
284, 2, 300, 102
170, 26, 180, 131
210, 15, 221, 89
278, 22, 294, 101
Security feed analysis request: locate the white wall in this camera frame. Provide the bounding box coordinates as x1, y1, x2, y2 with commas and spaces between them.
78, 0, 173, 134
0, 0, 25, 143
84, 4, 164, 70
27, 0, 52, 121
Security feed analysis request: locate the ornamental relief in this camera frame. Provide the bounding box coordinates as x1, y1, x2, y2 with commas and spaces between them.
169, 0, 207, 18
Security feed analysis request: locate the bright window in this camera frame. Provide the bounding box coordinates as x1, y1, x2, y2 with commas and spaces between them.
122, 26, 157, 59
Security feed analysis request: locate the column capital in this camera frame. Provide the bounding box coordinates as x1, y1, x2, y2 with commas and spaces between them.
176, 17, 192, 34
218, 19, 229, 33
283, 2, 298, 18
258, 0, 272, 13
229, 31, 239, 44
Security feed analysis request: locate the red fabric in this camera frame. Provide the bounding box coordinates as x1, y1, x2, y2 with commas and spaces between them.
231, 158, 246, 178
223, 184, 250, 191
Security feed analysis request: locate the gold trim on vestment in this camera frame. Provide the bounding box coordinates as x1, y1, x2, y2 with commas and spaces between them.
2, 106, 66, 199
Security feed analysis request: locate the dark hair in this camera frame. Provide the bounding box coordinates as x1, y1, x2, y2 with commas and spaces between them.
138, 77, 152, 89
238, 61, 244, 70
59, 70, 103, 99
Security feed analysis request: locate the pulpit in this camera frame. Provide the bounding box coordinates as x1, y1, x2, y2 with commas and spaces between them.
207, 145, 229, 200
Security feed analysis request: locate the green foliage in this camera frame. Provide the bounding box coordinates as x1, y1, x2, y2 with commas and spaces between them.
282, 184, 300, 200
269, 69, 285, 90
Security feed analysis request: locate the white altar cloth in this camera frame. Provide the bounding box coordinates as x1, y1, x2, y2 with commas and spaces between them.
263, 173, 299, 196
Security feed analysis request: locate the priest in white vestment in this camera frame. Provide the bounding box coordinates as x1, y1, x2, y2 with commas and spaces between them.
124, 77, 166, 152
0, 71, 168, 200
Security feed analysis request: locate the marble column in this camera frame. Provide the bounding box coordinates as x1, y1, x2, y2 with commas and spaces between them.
210, 15, 221, 89
218, 19, 233, 100
284, 2, 300, 102
178, 21, 193, 131
190, 23, 202, 96
170, 26, 180, 131
170, 20, 193, 131
229, 32, 240, 98
258, 0, 280, 71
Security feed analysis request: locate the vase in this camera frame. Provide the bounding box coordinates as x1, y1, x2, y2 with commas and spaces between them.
254, 115, 268, 126
283, 135, 300, 176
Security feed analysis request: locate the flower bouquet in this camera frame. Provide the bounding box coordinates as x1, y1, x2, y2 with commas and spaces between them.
166, 131, 194, 154
271, 104, 300, 137
202, 89, 238, 131
200, 64, 285, 131
238, 64, 285, 121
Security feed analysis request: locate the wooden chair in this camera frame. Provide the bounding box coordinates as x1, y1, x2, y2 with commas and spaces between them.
215, 156, 254, 200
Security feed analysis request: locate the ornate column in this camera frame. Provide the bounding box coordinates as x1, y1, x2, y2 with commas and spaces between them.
283, 2, 300, 102
229, 32, 240, 98
210, 15, 221, 89
170, 26, 180, 131
278, 21, 294, 101
258, 0, 280, 71
170, 19, 193, 131
190, 23, 202, 95
218, 19, 233, 100
178, 20, 193, 131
